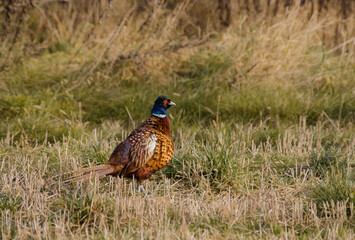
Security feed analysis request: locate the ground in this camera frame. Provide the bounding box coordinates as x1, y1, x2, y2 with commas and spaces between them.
0, 1, 354, 239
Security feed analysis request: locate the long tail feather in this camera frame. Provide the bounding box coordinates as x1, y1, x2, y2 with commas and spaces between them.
60, 164, 121, 183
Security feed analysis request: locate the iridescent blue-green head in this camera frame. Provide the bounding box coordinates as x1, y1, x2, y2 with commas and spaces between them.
151, 96, 176, 118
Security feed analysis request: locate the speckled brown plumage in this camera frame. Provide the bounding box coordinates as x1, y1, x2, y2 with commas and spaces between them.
108, 115, 174, 183
63, 96, 175, 188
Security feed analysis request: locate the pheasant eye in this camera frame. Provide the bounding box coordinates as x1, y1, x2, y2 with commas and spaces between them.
163, 100, 168, 106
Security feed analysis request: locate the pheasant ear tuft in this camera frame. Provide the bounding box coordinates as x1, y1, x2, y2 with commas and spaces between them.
155, 95, 169, 104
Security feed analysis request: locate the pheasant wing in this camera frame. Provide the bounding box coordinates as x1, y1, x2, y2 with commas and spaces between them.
127, 134, 157, 172
107, 140, 130, 166
108, 132, 157, 176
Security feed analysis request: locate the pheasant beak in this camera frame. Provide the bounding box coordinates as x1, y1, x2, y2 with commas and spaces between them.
168, 101, 176, 106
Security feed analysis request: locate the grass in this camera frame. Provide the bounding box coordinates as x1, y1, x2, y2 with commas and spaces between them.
0, 0, 354, 239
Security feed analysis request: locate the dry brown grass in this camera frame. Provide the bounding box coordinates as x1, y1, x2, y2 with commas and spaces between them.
1, 0, 353, 70
1, 119, 354, 239
0, 0, 354, 239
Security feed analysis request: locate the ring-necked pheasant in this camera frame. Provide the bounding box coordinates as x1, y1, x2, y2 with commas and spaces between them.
64, 96, 175, 191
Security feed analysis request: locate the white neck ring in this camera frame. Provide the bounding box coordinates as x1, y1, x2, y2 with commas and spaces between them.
152, 113, 166, 118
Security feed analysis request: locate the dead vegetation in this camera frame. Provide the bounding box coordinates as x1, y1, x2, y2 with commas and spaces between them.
0, 0, 354, 239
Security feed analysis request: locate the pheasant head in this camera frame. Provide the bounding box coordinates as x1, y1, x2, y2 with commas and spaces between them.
151, 96, 176, 118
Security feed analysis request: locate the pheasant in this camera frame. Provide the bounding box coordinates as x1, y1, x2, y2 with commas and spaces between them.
64, 96, 175, 191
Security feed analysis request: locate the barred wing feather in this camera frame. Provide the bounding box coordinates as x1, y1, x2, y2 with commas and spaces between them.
131, 134, 157, 168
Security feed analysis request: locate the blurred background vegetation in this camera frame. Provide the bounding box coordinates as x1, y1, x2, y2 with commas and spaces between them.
0, 0, 353, 141
0, 0, 354, 239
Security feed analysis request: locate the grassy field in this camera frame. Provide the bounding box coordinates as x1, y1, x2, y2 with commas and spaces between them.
0, 0, 354, 239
